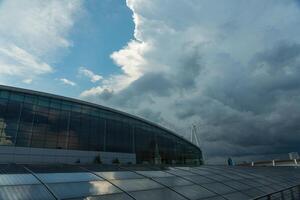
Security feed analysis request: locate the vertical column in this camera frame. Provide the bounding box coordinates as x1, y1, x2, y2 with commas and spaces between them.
14, 102, 23, 145
29, 105, 36, 147
65, 111, 71, 149
103, 119, 107, 151
132, 126, 135, 153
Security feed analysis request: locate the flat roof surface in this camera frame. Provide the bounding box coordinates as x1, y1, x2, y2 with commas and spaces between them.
0, 164, 299, 200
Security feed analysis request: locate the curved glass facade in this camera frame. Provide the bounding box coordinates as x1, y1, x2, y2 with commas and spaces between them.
0, 86, 202, 165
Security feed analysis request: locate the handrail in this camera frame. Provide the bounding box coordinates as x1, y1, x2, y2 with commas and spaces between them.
253, 184, 300, 200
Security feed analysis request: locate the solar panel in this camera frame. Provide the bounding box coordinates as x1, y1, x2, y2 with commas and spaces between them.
131, 188, 186, 200
0, 164, 299, 200
95, 171, 143, 180
135, 170, 173, 178
0, 184, 55, 200
48, 180, 121, 199
0, 174, 39, 186
111, 178, 163, 192
153, 176, 193, 187
36, 172, 102, 183
173, 185, 217, 200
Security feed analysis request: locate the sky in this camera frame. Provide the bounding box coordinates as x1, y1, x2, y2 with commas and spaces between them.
1, 0, 300, 163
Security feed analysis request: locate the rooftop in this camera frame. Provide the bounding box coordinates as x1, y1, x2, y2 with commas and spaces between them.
0, 164, 299, 200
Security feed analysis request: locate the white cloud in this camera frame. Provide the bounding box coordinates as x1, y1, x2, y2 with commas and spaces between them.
0, 0, 82, 83
59, 78, 76, 86
0, 44, 53, 77
81, 0, 300, 162
80, 40, 150, 97
23, 79, 33, 84
79, 67, 103, 83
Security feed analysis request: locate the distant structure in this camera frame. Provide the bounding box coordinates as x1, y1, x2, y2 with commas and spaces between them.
227, 157, 235, 166
154, 143, 162, 165
190, 124, 200, 147
289, 152, 300, 160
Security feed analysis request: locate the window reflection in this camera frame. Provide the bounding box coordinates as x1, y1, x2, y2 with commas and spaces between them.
0, 88, 202, 164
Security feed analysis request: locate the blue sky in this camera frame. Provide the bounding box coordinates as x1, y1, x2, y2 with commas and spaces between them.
54, 0, 134, 97
0, 0, 134, 98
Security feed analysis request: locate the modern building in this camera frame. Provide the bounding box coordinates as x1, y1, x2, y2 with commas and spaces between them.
1, 85, 300, 200
0, 85, 202, 165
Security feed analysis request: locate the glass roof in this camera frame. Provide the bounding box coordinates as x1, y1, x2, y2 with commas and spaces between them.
0, 164, 299, 200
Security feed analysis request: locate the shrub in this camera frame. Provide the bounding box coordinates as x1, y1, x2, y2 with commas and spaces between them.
112, 158, 120, 164
94, 154, 102, 164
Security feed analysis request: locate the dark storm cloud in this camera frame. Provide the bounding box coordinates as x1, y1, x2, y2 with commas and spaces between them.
173, 41, 300, 161
128, 73, 173, 96
83, 0, 300, 163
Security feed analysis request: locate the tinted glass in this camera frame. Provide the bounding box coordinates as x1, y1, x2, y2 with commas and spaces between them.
106, 119, 133, 153
111, 179, 163, 192
173, 185, 217, 200
0, 174, 39, 185
37, 172, 102, 183
0, 88, 202, 165
48, 181, 121, 199
131, 188, 186, 200
96, 171, 143, 180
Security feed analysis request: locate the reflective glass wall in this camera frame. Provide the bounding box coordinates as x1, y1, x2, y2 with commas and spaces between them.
0, 87, 202, 165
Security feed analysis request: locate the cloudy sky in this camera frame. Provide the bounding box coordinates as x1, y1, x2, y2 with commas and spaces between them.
1, 0, 300, 163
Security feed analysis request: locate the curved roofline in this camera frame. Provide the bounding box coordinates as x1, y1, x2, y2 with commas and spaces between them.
0, 84, 201, 152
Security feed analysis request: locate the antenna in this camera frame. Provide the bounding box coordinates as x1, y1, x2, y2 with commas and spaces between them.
190, 123, 200, 147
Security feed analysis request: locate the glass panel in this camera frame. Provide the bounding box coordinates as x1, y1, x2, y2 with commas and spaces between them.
204, 196, 225, 200
258, 186, 276, 194
96, 171, 143, 180
167, 169, 194, 176
173, 185, 217, 200
238, 178, 263, 187
219, 172, 244, 180
207, 174, 231, 181
134, 127, 156, 164
223, 180, 252, 190
61, 102, 72, 111
48, 181, 121, 199
37, 97, 50, 107
202, 183, 236, 195
136, 171, 173, 178
24, 94, 37, 104
131, 188, 186, 200
0, 90, 10, 98
237, 188, 266, 198
50, 99, 61, 109
153, 177, 193, 187
106, 119, 133, 153
0, 174, 39, 186
10, 93, 24, 102
89, 193, 134, 200
223, 192, 250, 200
183, 175, 214, 184
88, 117, 105, 151
191, 169, 213, 176
5, 101, 21, 121
156, 132, 176, 164
0, 185, 55, 200
72, 103, 81, 113
0, 98, 8, 119
37, 172, 102, 183
110, 179, 163, 192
